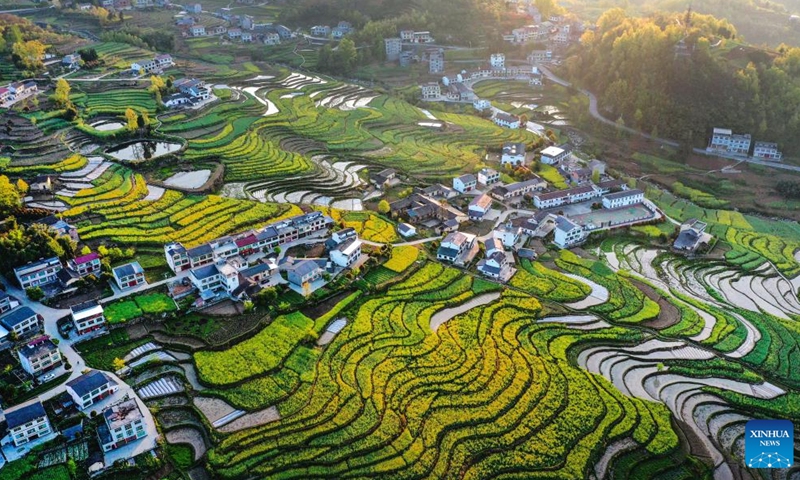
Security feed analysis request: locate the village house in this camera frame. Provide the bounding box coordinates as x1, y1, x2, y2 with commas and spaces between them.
596, 179, 628, 194
0, 290, 12, 314
540, 145, 570, 164
68, 252, 102, 277
228, 27, 242, 39
473, 98, 491, 111
63, 53, 81, 68
494, 222, 522, 248
437, 231, 477, 265
112, 262, 146, 290
553, 216, 584, 248
191, 25, 206, 37
501, 142, 526, 166
264, 32, 281, 45
329, 235, 363, 269
70, 301, 106, 335
6, 401, 52, 447
453, 174, 477, 194
753, 141, 782, 161
490, 53, 506, 70
189, 264, 226, 296
420, 82, 441, 100
154, 53, 173, 69
493, 112, 520, 129
1, 306, 41, 338
490, 176, 547, 202
533, 184, 600, 209
397, 223, 416, 238
285, 260, 324, 295
131, 59, 158, 75
477, 168, 500, 186
477, 249, 510, 280
674, 219, 713, 253
468, 194, 493, 220
385, 38, 402, 61
311, 25, 331, 37
370, 168, 399, 189
35, 215, 80, 242
97, 398, 148, 452
602, 189, 644, 209
0, 87, 11, 106
528, 50, 552, 63
14, 257, 62, 290
17, 336, 62, 377
66, 370, 119, 410
707, 127, 751, 156
332, 21, 353, 39
428, 48, 444, 74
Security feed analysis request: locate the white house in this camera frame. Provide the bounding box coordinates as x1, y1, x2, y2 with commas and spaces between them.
191, 25, 206, 37
477, 168, 500, 186
540, 146, 570, 165
0, 306, 41, 337
453, 174, 477, 193
477, 251, 509, 279
14, 257, 62, 290
490, 53, 506, 69
753, 141, 782, 161
533, 185, 599, 209
501, 142, 526, 166
553, 216, 584, 248
398, 223, 416, 238
311, 25, 331, 37
190, 264, 225, 294
112, 262, 146, 290
493, 112, 520, 129
428, 48, 444, 74
494, 223, 521, 247
6, 401, 52, 447
468, 194, 493, 220
264, 32, 281, 45
602, 189, 644, 209
330, 237, 362, 268
70, 300, 106, 335
154, 54, 173, 69
17, 336, 61, 377
437, 232, 476, 263
66, 370, 119, 410
97, 398, 148, 452
227, 27, 242, 39
421, 82, 441, 100
473, 99, 491, 111
707, 128, 751, 155
68, 252, 102, 278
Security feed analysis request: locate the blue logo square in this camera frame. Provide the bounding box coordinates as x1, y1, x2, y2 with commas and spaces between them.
745, 419, 794, 469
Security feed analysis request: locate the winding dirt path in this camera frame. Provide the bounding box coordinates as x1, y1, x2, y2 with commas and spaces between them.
429, 292, 501, 332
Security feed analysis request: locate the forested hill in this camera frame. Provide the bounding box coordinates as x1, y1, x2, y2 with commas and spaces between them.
565, 9, 800, 153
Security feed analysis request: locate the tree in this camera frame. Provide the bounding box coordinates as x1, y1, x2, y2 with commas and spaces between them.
254, 287, 278, 307
149, 75, 165, 94
4, 25, 23, 47
53, 78, 72, 108
377, 199, 390, 214
15, 178, 28, 194
125, 108, 138, 130
137, 112, 148, 131
112, 357, 126, 371
591, 169, 601, 183
80, 245, 92, 255
0, 175, 21, 215
12, 40, 46, 72
67, 458, 77, 478
335, 38, 358, 75
26, 286, 45, 301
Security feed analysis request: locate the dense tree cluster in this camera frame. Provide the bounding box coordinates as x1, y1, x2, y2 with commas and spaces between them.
777, 180, 800, 199
0, 219, 76, 274
566, 9, 800, 153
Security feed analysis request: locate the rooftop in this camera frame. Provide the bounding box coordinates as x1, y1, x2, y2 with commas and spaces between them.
112, 262, 143, 279
186, 243, 214, 257
71, 300, 103, 320
6, 401, 47, 430
469, 194, 493, 210
73, 252, 100, 264
104, 398, 144, 430
18, 336, 58, 360
1, 306, 38, 328
604, 189, 643, 201
555, 216, 580, 232
14, 257, 61, 275
67, 370, 116, 397
541, 146, 565, 157
503, 143, 526, 156
191, 264, 221, 281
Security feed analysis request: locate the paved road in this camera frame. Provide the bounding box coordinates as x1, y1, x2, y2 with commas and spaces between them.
537, 65, 680, 148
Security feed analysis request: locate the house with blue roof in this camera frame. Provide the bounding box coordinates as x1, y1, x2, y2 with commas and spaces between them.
0, 306, 41, 337
66, 370, 119, 410
6, 400, 52, 447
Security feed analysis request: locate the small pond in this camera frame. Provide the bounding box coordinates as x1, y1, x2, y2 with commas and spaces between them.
91, 119, 125, 131
106, 140, 182, 162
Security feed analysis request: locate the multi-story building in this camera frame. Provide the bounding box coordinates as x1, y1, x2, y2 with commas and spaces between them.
502, 142, 526, 166
553, 216, 584, 248
477, 168, 500, 186
0, 290, 13, 314
1, 306, 41, 337
602, 189, 644, 209
453, 174, 477, 193
329, 237, 363, 268
437, 232, 477, 263
493, 112, 520, 129
428, 48, 444, 74
66, 370, 119, 410
70, 301, 106, 335
14, 257, 62, 290
112, 262, 146, 290
468, 194, 493, 220
533, 185, 600, 209
707, 128, 751, 155
189, 264, 226, 294
528, 50, 552, 64
97, 399, 148, 452
264, 32, 281, 45
17, 336, 62, 376
385, 38, 402, 61
68, 252, 102, 278
310, 25, 331, 37
753, 141, 782, 161
490, 177, 548, 202
421, 82, 441, 100
490, 53, 505, 70
6, 401, 52, 447
540, 145, 570, 164
164, 212, 332, 274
